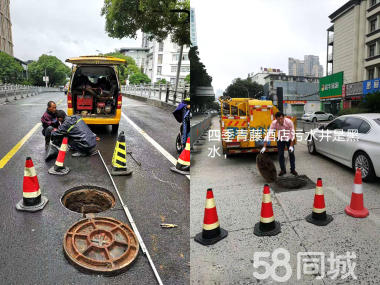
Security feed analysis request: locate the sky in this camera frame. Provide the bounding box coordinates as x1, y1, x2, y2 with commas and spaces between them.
191, 0, 349, 94
10, 0, 140, 65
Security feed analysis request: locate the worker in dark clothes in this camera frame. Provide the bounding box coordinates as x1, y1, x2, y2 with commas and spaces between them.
41, 101, 59, 149
51, 110, 97, 157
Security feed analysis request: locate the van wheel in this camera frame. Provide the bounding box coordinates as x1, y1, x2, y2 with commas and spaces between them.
111, 124, 119, 134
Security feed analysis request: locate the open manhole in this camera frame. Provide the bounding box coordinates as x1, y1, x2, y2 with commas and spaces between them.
61, 186, 115, 214
271, 175, 316, 193
64, 217, 139, 274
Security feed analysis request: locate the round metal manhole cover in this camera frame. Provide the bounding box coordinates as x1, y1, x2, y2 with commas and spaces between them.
61, 186, 116, 214
63, 217, 139, 274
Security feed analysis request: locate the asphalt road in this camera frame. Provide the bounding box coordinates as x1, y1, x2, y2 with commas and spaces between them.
190, 116, 380, 284
0, 92, 189, 285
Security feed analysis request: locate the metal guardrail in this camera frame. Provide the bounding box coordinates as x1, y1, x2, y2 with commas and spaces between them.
122, 84, 189, 106
0, 85, 60, 103
190, 114, 214, 150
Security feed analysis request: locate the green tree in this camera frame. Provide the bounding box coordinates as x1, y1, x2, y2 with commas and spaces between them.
28, 54, 70, 86
129, 72, 151, 84
0, 51, 24, 84
189, 46, 213, 112
156, 78, 167, 84
224, 77, 264, 99
359, 92, 380, 112
184, 73, 190, 84
101, 0, 190, 46
104, 51, 140, 84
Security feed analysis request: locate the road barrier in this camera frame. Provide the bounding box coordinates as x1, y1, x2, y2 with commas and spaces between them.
190, 114, 214, 150
0, 84, 60, 104
122, 83, 189, 106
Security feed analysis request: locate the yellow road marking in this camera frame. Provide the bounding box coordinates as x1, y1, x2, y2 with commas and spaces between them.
0, 123, 41, 168
0, 97, 65, 169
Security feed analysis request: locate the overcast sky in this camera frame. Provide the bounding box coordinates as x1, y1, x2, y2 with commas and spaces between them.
191, 0, 349, 94
10, 0, 140, 65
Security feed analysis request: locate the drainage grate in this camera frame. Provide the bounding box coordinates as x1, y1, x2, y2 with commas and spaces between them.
270, 175, 315, 193
63, 217, 139, 274
61, 186, 115, 214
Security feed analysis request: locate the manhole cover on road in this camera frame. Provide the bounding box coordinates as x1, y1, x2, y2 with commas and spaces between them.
64, 217, 139, 274
271, 175, 316, 193
61, 186, 115, 214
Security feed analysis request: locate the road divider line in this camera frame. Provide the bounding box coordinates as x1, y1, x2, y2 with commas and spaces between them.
0, 98, 64, 169
122, 112, 190, 180
0, 123, 41, 169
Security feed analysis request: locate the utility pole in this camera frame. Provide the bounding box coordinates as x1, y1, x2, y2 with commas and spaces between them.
174, 45, 184, 100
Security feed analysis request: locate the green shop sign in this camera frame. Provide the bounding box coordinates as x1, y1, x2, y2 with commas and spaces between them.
319, 72, 343, 99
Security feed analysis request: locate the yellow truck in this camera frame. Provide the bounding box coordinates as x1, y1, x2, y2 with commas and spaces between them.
219, 97, 297, 155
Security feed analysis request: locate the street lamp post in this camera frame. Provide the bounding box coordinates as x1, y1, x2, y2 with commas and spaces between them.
44, 50, 53, 87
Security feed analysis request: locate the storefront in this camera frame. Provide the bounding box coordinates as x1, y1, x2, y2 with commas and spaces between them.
319, 72, 343, 115
343, 81, 363, 109
363, 78, 380, 96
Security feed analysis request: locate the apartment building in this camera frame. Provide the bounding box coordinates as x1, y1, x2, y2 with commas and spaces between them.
0, 0, 13, 56
327, 0, 380, 82
142, 34, 190, 84
119, 47, 149, 70
247, 67, 284, 85
288, 56, 323, 77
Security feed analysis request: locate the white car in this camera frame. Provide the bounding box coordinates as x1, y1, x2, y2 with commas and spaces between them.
302, 111, 334, 122
307, 113, 380, 181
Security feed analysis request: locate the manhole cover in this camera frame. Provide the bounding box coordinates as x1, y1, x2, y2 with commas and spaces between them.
63, 217, 139, 274
61, 186, 115, 214
271, 175, 315, 193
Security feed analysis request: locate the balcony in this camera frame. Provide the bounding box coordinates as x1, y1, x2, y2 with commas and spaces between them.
327, 53, 333, 62
328, 35, 334, 45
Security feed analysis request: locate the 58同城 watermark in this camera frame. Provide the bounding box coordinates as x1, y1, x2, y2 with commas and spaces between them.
253, 248, 357, 282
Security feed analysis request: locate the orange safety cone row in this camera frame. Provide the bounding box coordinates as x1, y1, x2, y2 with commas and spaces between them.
305, 178, 333, 226
345, 168, 369, 218
170, 137, 190, 175
254, 184, 281, 236
48, 137, 70, 175
194, 188, 228, 245
16, 157, 48, 212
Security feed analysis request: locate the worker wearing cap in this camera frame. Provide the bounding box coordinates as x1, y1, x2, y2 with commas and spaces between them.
261, 111, 297, 176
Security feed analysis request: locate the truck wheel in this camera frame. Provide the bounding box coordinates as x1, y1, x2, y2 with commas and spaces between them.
111, 124, 119, 134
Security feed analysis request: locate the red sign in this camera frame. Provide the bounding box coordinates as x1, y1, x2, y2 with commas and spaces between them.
283, 100, 307, 104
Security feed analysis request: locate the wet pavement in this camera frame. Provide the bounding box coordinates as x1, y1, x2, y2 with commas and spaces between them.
0, 92, 189, 284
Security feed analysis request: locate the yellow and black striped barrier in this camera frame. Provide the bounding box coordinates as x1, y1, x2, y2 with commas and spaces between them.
111, 131, 133, 176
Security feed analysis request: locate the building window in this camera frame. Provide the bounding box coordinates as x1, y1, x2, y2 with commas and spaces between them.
157, 66, 162, 75
182, 53, 189, 61
368, 68, 375, 79
371, 0, 377, 7
370, 18, 377, 32
171, 66, 177, 73
170, 78, 176, 85
158, 42, 164, 52
172, 54, 179, 62
181, 66, 190, 72
158, 54, 163, 64
369, 43, 376, 57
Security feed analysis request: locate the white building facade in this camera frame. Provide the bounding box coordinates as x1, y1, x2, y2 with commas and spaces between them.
119, 47, 149, 70
142, 34, 190, 84
248, 67, 284, 85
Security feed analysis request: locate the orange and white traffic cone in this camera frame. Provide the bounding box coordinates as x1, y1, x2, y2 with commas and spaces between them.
194, 188, 228, 245
345, 168, 369, 218
48, 137, 70, 175
254, 184, 281, 236
16, 157, 48, 212
305, 178, 333, 226
170, 137, 190, 175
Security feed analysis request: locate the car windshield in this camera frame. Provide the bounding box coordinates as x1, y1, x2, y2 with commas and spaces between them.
373, 118, 380, 126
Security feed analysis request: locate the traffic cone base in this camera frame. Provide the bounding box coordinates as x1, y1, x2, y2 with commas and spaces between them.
16, 196, 48, 212
305, 178, 333, 226
254, 220, 281, 236
194, 227, 228, 245
345, 168, 369, 218
48, 165, 70, 175
305, 212, 333, 226
111, 167, 133, 176
194, 188, 228, 246
170, 166, 189, 175
111, 131, 133, 176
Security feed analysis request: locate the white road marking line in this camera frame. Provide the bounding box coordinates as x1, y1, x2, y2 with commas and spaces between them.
327, 186, 380, 226
122, 112, 190, 180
